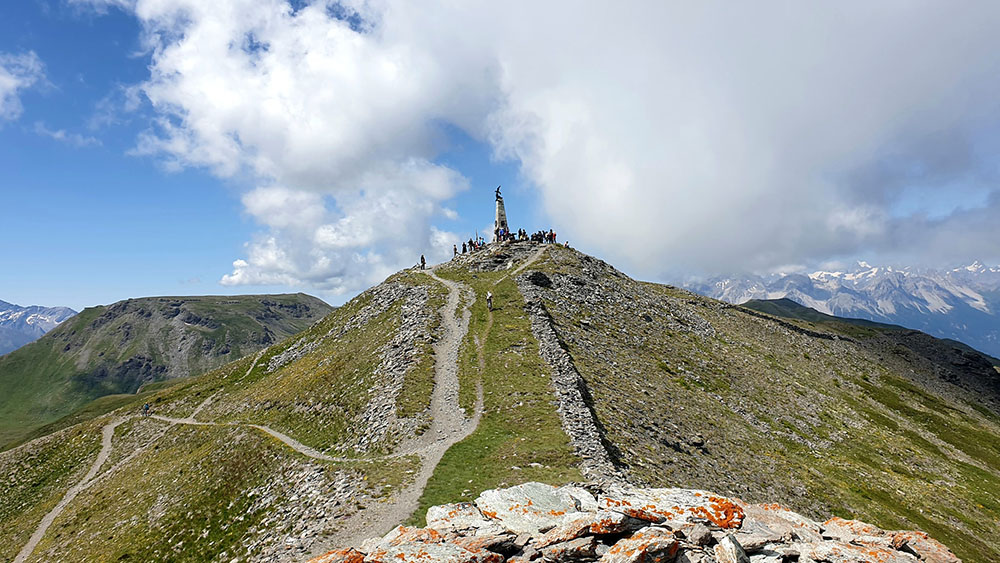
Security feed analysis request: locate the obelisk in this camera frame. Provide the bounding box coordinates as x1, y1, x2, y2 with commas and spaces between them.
494, 185, 509, 242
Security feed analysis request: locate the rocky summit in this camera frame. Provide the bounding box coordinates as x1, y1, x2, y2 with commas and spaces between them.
2, 242, 997, 563
309, 482, 959, 563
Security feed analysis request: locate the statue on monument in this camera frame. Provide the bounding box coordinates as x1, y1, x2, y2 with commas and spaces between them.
494, 185, 509, 242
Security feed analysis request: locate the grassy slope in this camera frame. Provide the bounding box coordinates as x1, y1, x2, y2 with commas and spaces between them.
0, 294, 331, 448
745, 297, 1000, 365
1, 279, 435, 561
0, 420, 104, 562
531, 245, 1000, 563
409, 264, 583, 524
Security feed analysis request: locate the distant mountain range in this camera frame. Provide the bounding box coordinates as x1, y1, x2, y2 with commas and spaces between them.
0, 300, 76, 355
685, 260, 1000, 358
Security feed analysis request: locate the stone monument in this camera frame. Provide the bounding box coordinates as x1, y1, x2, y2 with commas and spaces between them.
494, 185, 509, 242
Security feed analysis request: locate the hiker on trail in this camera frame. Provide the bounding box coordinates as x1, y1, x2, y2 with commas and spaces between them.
486, 291, 494, 312
462, 242, 467, 254
453, 244, 458, 257
142, 402, 150, 417
420, 255, 426, 270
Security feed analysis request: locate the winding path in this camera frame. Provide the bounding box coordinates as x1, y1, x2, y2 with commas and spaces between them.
13, 349, 268, 563
14, 419, 126, 563
14, 250, 548, 561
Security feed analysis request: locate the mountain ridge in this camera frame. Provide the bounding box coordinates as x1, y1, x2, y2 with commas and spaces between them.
0, 293, 332, 448
686, 260, 1000, 358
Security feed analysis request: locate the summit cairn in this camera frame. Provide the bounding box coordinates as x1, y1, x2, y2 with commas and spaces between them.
309, 481, 960, 563
494, 186, 509, 242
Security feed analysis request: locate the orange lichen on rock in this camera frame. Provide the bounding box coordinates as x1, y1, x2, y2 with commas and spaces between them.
307, 548, 366, 563
704, 496, 745, 529
385, 526, 446, 546
602, 530, 679, 563
823, 517, 884, 538
890, 531, 961, 563
799, 540, 918, 563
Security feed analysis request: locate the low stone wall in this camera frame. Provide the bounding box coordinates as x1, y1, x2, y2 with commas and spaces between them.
516, 271, 624, 483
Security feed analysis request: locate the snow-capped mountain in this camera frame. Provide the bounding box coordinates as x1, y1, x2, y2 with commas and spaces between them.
686, 261, 1000, 359
0, 300, 77, 355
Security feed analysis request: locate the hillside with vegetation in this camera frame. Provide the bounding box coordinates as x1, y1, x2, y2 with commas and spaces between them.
2, 244, 999, 562
0, 294, 331, 448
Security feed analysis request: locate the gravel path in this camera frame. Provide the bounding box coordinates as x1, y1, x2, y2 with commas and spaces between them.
14, 261, 488, 562
13, 419, 126, 563
12, 355, 261, 563
315, 266, 480, 550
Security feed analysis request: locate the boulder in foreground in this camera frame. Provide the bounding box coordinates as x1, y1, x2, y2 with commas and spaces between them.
309, 482, 959, 563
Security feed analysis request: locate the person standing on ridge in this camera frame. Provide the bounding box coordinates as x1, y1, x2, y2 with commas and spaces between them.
420, 255, 426, 270
453, 244, 458, 257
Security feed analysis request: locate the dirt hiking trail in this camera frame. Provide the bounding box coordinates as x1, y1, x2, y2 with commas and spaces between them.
15, 248, 554, 561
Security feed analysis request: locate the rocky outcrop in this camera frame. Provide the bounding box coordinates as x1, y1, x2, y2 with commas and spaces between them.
309, 482, 959, 563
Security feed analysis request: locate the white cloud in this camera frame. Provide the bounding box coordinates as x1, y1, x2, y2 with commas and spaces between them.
100, 0, 1000, 290
0, 51, 44, 123
33, 122, 102, 147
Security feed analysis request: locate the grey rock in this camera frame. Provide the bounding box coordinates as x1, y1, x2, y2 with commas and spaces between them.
475, 482, 590, 534
713, 534, 749, 563
687, 523, 713, 547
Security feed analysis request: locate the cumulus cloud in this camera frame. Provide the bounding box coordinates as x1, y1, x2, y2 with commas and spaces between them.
96, 0, 1000, 290
0, 51, 44, 123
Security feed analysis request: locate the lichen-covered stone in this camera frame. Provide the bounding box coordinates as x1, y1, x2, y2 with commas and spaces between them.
539, 536, 598, 561
310, 483, 959, 563
428, 502, 507, 535
822, 518, 960, 563
601, 486, 745, 529
535, 511, 633, 548
475, 482, 590, 534
738, 503, 822, 544
310, 548, 366, 563
366, 542, 503, 563
890, 531, 960, 563
599, 527, 679, 563
793, 540, 919, 563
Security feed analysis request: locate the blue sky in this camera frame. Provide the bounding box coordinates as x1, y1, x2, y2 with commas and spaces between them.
3, 1, 1000, 311
0, 1, 542, 311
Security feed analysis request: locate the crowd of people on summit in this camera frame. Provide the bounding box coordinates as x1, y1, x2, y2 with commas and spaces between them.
442, 227, 561, 264
492, 227, 557, 244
